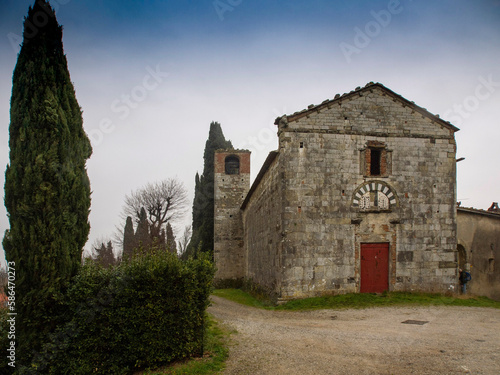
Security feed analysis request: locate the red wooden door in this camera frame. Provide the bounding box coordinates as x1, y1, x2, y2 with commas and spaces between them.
360, 243, 389, 293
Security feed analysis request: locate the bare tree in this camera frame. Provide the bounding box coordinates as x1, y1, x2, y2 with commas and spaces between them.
123, 178, 188, 243
177, 225, 192, 256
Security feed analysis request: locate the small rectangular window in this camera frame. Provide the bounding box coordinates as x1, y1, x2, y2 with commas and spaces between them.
225, 155, 240, 175
362, 142, 390, 177
299, 142, 304, 148
370, 149, 381, 176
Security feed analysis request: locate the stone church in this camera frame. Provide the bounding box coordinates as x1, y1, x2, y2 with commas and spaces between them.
214, 82, 459, 301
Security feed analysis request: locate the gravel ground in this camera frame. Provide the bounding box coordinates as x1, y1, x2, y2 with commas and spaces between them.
208, 296, 500, 375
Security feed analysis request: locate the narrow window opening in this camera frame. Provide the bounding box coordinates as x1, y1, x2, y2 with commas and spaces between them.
489, 258, 495, 273
299, 142, 304, 149
370, 149, 381, 176
225, 155, 240, 175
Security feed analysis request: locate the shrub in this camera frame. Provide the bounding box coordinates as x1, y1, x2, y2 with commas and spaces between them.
28, 251, 215, 374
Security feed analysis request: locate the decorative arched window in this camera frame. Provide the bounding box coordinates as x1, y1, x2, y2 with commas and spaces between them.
360, 194, 371, 209
225, 155, 240, 175
352, 181, 397, 211
377, 192, 389, 210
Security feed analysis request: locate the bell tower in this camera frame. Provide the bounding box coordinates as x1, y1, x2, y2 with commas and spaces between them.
213, 149, 251, 281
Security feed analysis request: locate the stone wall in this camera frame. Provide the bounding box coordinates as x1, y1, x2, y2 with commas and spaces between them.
214, 150, 250, 281
216, 84, 459, 301
457, 208, 500, 300
272, 85, 457, 299
242, 152, 283, 295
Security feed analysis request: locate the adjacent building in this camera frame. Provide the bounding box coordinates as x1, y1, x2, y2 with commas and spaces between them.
457, 203, 500, 300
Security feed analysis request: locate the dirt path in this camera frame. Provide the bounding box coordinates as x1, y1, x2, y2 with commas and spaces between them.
208, 296, 500, 375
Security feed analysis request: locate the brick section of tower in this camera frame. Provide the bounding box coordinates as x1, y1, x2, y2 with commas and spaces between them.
213, 150, 251, 281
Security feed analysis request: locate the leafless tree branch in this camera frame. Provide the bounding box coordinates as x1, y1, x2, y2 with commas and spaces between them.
177, 225, 192, 256
122, 178, 188, 239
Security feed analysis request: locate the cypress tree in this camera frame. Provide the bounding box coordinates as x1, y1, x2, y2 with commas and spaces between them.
123, 216, 135, 260
95, 241, 115, 268
192, 172, 202, 230
166, 222, 177, 254
3, 0, 92, 364
135, 207, 150, 251
188, 122, 232, 258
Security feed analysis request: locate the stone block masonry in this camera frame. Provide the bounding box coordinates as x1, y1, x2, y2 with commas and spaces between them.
214, 150, 250, 281
214, 83, 459, 301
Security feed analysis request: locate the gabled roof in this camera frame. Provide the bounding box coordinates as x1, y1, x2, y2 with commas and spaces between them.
274, 82, 459, 133
458, 206, 500, 219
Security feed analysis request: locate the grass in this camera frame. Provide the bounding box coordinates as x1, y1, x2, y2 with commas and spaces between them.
139, 315, 229, 375
140, 289, 500, 374
212, 288, 275, 309
212, 288, 500, 311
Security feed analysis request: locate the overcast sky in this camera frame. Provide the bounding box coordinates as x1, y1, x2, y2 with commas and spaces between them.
1, 0, 499, 264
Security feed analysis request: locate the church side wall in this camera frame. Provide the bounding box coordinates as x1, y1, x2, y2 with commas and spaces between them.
242, 156, 282, 295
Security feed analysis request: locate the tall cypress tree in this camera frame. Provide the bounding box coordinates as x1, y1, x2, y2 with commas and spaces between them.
166, 222, 177, 254
135, 207, 150, 250
3, 0, 92, 364
95, 241, 115, 268
122, 216, 135, 260
187, 122, 232, 258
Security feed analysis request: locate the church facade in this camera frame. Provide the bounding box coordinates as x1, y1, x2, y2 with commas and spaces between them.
214, 82, 459, 301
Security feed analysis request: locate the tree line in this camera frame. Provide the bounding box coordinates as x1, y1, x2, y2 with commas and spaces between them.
90, 120, 234, 267
0, 1, 224, 373
89, 178, 189, 268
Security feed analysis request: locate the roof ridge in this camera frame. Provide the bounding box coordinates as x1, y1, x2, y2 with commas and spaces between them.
276, 82, 459, 132
457, 206, 500, 217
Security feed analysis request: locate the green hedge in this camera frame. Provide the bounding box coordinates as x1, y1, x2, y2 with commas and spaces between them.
25, 252, 215, 374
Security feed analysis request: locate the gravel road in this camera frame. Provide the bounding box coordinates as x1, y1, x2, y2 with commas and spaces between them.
208, 296, 500, 375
